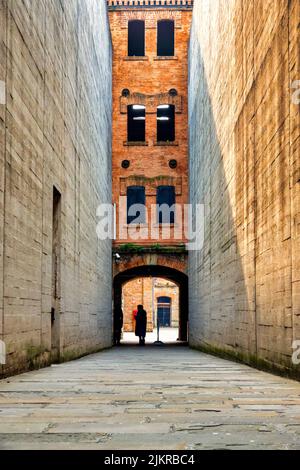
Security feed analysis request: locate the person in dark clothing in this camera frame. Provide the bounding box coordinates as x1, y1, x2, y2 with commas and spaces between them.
135, 304, 147, 345
114, 306, 123, 345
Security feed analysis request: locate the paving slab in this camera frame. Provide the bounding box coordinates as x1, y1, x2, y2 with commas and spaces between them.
0, 345, 300, 450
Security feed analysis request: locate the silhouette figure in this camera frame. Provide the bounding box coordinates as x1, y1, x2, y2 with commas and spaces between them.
135, 305, 147, 345
114, 306, 123, 345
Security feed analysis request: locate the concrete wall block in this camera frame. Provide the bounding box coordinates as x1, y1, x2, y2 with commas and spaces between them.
0, 0, 113, 377
188, 0, 299, 373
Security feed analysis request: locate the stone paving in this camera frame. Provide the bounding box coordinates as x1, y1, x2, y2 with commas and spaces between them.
122, 327, 179, 344
0, 343, 300, 450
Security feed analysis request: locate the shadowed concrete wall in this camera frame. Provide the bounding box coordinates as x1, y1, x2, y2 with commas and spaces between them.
0, 0, 112, 376
189, 0, 300, 374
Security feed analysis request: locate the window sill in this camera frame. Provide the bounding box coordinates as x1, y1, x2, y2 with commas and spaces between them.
124, 56, 149, 61
124, 141, 149, 146
154, 56, 178, 61
124, 224, 178, 228
153, 223, 178, 228
155, 141, 178, 147
124, 224, 148, 228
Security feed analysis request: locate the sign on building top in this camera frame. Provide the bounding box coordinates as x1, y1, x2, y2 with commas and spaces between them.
107, 0, 193, 11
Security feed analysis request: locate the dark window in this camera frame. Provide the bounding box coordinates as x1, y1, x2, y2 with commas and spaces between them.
157, 186, 176, 224
157, 297, 171, 327
127, 186, 146, 224
158, 296, 171, 304
128, 20, 145, 56
157, 104, 175, 142
157, 20, 174, 57
127, 105, 146, 142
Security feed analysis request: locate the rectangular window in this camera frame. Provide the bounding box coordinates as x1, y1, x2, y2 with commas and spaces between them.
157, 186, 176, 224
128, 105, 146, 142
128, 20, 145, 56
157, 104, 175, 142
127, 186, 146, 224
157, 20, 174, 57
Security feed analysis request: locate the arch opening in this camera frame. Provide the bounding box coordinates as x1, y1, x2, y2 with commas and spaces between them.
113, 265, 188, 345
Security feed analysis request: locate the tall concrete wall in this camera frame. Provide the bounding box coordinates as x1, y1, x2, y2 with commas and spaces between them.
189, 0, 300, 374
0, 0, 112, 376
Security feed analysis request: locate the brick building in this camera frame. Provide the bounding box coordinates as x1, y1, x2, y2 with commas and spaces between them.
122, 277, 179, 332
108, 0, 193, 341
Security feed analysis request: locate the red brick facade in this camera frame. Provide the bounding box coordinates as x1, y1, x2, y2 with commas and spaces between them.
122, 277, 179, 332
108, 1, 192, 248
109, 1, 192, 341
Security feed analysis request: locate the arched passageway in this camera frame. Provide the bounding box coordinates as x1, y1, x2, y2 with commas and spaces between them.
113, 265, 188, 343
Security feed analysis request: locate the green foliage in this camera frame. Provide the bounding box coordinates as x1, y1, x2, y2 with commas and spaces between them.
118, 243, 145, 253
116, 243, 187, 254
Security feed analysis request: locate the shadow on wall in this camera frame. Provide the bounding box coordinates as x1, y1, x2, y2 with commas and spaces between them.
188, 0, 299, 378
0, 0, 113, 378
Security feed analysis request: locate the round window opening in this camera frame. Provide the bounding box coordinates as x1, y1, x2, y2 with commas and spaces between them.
169, 159, 177, 169
169, 89, 178, 97
122, 160, 130, 169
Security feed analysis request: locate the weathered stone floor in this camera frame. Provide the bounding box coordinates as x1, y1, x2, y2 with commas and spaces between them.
0, 344, 300, 450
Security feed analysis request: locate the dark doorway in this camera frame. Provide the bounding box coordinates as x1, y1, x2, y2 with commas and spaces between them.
51, 187, 61, 359
157, 296, 171, 327
113, 265, 188, 343
128, 20, 145, 57
157, 20, 175, 57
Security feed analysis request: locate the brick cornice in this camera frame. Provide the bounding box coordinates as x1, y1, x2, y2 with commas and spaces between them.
120, 176, 183, 196
120, 91, 183, 114
107, 0, 193, 11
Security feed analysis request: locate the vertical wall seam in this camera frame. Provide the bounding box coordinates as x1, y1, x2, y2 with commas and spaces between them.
288, 1, 294, 342
1, 0, 8, 375
74, 1, 80, 337
2, 0, 8, 356
40, 1, 47, 349
252, 0, 258, 358
208, 0, 212, 344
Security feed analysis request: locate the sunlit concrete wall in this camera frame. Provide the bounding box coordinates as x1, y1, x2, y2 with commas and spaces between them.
188, 0, 300, 374
0, 0, 112, 376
